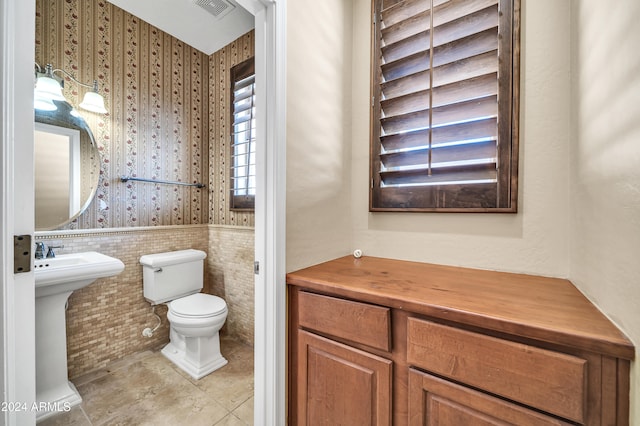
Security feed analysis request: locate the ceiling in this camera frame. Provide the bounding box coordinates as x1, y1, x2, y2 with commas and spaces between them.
107, 0, 254, 55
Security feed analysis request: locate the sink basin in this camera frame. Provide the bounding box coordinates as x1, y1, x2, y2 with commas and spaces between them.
35, 251, 125, 297
34, 251, 124, 421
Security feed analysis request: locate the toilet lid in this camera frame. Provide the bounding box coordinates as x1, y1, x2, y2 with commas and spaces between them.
169, 293, 227, 318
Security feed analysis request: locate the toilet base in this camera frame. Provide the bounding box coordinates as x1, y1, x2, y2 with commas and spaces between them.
161, 338, 228, 380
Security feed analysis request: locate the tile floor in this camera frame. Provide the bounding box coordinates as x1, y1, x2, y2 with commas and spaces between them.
39, 336, 254, 426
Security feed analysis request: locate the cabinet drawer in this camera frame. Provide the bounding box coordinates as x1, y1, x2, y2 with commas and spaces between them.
407, 318, 587, 423
408, 368, 573, 426
298, 291, 391, 351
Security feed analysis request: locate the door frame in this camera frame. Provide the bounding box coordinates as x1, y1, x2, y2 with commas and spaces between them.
1, 0, 37, 424
237, 0, 287, 424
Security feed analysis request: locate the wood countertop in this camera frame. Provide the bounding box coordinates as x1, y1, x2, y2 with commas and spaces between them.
286, 255, 635, 360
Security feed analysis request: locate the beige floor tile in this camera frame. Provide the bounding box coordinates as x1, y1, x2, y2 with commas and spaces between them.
215, 414, 247, 426
79, 352, 200, 424
37, 406, 91, 426
192, 348, 254, 411
63, 338, 253, 426
97, 383, 229, 426
72, 350, 155, 387
232, 396, 253, 425
220, 335, 253, 358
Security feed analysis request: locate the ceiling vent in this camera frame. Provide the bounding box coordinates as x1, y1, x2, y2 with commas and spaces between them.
193, 0, 236, 20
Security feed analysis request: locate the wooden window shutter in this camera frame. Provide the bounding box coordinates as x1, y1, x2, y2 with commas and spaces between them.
230, 57, 256, 211
370, 0, 520, 212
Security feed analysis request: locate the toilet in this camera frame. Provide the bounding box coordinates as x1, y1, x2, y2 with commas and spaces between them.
140, 249, 228, 379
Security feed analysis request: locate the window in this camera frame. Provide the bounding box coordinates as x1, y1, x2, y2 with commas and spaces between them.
370, 0, 520, 212
230, 58, 256, 211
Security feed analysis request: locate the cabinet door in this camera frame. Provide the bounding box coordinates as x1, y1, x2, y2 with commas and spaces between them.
297, 330, 392, 426
408, 369, 573, 426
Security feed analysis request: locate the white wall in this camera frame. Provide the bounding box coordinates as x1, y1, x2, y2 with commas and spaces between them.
348, 0, 572, 277
286, 0, 354, 271
570, 0, 640, 422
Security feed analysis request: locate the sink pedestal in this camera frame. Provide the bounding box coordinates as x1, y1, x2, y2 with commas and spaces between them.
35, 290, 84, 421
34, 252, 124, 422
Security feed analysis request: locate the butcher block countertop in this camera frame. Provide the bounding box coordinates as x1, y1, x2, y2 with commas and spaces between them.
286, 255, 635, 360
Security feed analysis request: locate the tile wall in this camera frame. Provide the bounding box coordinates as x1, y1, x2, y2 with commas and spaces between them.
207, 226, 255, 344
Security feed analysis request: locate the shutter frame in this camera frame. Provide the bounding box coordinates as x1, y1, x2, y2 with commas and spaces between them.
370, 0, 520, 212
230, 57, 256, 211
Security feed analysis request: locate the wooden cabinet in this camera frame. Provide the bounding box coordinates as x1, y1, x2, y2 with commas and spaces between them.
297, 330, 392, 425
287, 256, 634, 426
293, 291, 393, 425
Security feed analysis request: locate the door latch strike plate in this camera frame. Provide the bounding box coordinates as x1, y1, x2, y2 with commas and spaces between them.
14, 235, 32, 274
254, 261, 260, 275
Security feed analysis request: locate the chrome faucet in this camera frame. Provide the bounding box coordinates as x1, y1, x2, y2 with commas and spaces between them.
46, 245, 64, 258
35, 242, 46, 259
35, 242, 64, 259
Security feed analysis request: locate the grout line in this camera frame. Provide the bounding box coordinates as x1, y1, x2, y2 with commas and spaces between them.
79, 406, 94, 426
230, 395, 253, 425
214, 413, 246, 426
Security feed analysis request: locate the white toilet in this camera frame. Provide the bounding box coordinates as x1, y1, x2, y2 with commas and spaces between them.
140, 249, 228, 379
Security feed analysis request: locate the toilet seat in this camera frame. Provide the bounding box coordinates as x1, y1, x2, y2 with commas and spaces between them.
169, 293, 227, 318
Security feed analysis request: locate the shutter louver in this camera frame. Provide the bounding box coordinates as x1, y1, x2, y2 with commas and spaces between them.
371, 0, 519, 211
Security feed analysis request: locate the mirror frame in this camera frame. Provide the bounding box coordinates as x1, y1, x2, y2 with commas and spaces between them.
34, 100, 101, 230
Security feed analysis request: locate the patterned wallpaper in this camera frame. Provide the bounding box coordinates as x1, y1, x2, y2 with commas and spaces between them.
209, 31, 256, 227
35, 0, 210, 228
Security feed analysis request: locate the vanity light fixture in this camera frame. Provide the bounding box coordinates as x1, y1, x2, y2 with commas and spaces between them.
34, 63, 108, 114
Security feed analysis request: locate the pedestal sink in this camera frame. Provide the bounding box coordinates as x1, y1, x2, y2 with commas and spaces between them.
34, 251, 124, 421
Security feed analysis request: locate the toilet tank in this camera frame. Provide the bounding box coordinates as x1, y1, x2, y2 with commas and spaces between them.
140, 249, 207, 304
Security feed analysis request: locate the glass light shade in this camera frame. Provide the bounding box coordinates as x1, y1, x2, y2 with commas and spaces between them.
34, 91, 57, 111
79, 91, 107, 114
34, 76, 66, 101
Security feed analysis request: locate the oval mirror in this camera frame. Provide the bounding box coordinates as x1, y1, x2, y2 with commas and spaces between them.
34, 100, 100, 230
